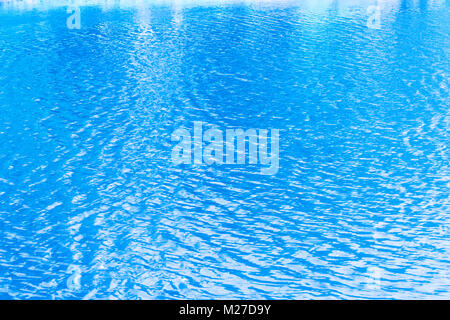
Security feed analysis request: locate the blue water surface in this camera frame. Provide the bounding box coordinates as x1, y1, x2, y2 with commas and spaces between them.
0, 0, 449, 299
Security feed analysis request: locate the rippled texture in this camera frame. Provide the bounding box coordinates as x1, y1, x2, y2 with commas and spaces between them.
0, 0, 449, 299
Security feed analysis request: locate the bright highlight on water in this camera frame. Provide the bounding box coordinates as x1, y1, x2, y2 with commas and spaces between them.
0, 0, 449, 300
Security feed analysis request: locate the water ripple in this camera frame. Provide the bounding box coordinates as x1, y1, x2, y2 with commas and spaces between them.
0, 0, 449, 299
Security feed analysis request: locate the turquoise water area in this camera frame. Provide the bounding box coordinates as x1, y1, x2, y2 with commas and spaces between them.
0, 0, 449, 299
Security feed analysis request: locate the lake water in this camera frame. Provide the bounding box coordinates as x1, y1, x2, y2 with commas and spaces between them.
0, 0, 449, 299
